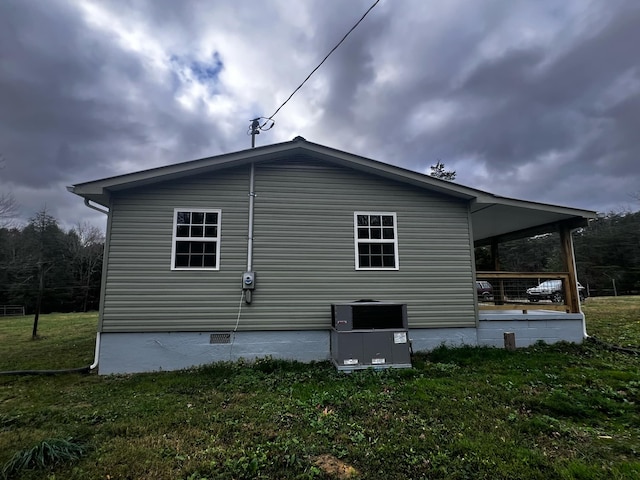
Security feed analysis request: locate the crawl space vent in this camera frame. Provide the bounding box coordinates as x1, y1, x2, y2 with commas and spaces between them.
210, 333, 231, 344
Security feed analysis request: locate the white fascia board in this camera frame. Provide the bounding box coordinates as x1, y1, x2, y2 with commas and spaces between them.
471, 195, 597, 219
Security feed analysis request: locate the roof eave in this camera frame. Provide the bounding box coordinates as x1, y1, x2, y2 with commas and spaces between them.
68, 137, 481, 205
67, 138, 598, 233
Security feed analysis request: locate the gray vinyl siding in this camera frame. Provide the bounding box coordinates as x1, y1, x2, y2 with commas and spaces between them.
101, 158, 476, 332
102, 166, 251, 332
249, 160, 475, 329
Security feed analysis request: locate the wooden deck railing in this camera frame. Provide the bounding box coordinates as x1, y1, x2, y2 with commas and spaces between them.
475, 272, 579, 313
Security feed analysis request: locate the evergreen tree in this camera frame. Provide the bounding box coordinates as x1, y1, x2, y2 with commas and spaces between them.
429, 160, 456, 181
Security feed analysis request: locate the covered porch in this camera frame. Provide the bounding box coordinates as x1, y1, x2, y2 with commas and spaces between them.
473, 271, 587, 348
469, 195, 597, 347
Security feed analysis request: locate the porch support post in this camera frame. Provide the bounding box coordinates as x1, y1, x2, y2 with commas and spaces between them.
560, 225, 580, 313
491, 238, 504, 305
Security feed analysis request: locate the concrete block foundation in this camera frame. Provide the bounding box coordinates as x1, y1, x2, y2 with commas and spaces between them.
97, 312, 585, 374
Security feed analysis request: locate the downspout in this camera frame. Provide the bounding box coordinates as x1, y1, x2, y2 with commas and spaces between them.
84, 198, 108, 215
569, 227, 589, 339
89, 331, 101, 371
83, 197, 109, 369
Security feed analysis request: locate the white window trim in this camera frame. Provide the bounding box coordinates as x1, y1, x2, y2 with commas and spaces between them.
171, 208, 221, 271
353, 211, 400, 271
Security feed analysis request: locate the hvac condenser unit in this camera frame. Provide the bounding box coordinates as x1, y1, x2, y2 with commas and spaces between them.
330, 301, 412, 372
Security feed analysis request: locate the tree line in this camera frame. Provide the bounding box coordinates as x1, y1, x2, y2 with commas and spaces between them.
0, 209, 103, 314
476, 210, 640, 296
1, 207, 637, 317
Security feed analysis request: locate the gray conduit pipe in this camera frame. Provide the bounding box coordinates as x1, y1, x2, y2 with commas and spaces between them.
247, 162, 255, 272
244, 162, 256, 304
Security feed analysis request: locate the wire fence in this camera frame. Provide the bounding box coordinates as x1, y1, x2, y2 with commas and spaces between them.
0, 305, 25, 316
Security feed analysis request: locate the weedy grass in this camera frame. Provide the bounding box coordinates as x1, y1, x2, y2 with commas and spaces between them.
0, 312, 96, 371
0, 297, 638, 479
1, 438, 87, 479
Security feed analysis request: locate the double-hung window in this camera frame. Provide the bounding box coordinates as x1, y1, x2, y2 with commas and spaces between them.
354, 212, 399, 270
171, 209, 221, 270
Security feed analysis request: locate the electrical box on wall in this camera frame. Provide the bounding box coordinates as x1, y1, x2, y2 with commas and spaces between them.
242, 272, 255, 290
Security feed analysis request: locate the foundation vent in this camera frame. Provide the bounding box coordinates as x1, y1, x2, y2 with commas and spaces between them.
210, 332, 231, 344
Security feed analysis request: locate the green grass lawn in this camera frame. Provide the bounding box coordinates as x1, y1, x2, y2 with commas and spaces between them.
583, 295, 640, 346
0, 297, 638, 479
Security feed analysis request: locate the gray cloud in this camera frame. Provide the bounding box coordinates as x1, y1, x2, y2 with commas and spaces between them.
1, 0, 639, 231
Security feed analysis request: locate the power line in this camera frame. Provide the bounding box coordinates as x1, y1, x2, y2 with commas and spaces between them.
266, 0, 380, 122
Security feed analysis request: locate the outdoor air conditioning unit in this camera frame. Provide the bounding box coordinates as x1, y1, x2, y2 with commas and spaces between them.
330, 300, 412, 372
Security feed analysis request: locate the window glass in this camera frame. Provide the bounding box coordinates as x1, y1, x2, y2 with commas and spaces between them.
172, 209, 221, 270
383, 256, 395, 267
177, 211, 190, 224
189, 255, 203, 267
176, 241, 189, 254
354, 212, 398, 270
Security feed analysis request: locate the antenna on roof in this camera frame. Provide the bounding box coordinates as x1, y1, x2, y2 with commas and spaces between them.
247, 117, 274, 148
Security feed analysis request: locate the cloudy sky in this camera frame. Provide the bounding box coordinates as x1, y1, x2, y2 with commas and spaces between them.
1, 0, 639, 231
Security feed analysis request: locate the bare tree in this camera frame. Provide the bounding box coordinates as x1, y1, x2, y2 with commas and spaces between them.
0, 155, 18, 226
68, 221, 104, 311
72, 221, 104, 247
0, 192, 17, 223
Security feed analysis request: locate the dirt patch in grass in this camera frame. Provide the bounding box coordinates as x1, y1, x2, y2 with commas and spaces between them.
313, 453, 359, 478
